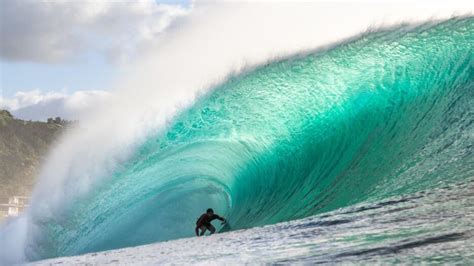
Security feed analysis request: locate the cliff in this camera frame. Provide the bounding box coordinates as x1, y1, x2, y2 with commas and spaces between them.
0, 110, 65, 199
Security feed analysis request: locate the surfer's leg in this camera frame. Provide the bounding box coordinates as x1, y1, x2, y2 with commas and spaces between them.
199, 226, 207, 236
208, 225, 216, 235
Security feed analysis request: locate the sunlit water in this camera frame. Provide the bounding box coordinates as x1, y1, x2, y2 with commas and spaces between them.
32, 178, 474, 265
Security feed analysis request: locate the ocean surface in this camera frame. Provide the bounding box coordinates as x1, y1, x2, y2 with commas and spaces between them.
1, 17, 473, 264
31, 178, 474, 264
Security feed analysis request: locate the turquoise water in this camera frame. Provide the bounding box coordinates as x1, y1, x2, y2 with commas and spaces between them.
31, 178, 474, 264
15, 17, 474, 262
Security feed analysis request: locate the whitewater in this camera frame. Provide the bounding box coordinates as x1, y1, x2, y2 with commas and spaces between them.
1, 2, 473, 265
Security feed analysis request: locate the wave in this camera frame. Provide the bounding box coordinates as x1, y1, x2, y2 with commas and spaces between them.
10, 16, 472, 261
0, 2, 472, 263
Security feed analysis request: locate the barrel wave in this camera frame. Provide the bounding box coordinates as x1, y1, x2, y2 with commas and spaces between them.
23, 17, 474, 260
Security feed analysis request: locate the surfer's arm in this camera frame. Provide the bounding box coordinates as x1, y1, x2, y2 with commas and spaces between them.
216, 215, 226, 224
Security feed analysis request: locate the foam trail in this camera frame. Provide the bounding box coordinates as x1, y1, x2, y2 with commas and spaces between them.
0, 1, 472, 264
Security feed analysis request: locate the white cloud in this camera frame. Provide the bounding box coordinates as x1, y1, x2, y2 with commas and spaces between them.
0, 90, 110, 121
0, 0, 190, 63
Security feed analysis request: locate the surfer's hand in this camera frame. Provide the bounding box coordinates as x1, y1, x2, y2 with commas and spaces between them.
222, 219, 227, 225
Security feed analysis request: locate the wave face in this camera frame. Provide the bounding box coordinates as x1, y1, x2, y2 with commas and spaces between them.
25, 17, 474, 260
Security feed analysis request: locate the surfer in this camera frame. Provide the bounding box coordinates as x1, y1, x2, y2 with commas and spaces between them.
195, 208, 226, 236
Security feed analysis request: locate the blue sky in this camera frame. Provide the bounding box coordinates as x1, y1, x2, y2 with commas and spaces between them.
1, 0, 192, 97
1, 55, 115, 97
0, 0, 191, 120
0, 0, 190, 95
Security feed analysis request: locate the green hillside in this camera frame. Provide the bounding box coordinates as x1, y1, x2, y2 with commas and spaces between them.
0, 110, 65, 199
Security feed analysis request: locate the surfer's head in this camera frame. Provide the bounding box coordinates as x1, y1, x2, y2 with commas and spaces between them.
206, 208, 214, 216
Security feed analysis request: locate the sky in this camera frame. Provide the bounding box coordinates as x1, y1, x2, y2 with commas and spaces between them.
0, 0, 191, 120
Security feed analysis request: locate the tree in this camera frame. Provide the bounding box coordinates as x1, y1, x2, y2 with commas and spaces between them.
0, 110, 13, 119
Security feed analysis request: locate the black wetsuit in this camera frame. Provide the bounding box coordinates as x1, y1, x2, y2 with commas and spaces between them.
196, 214, 224, 228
